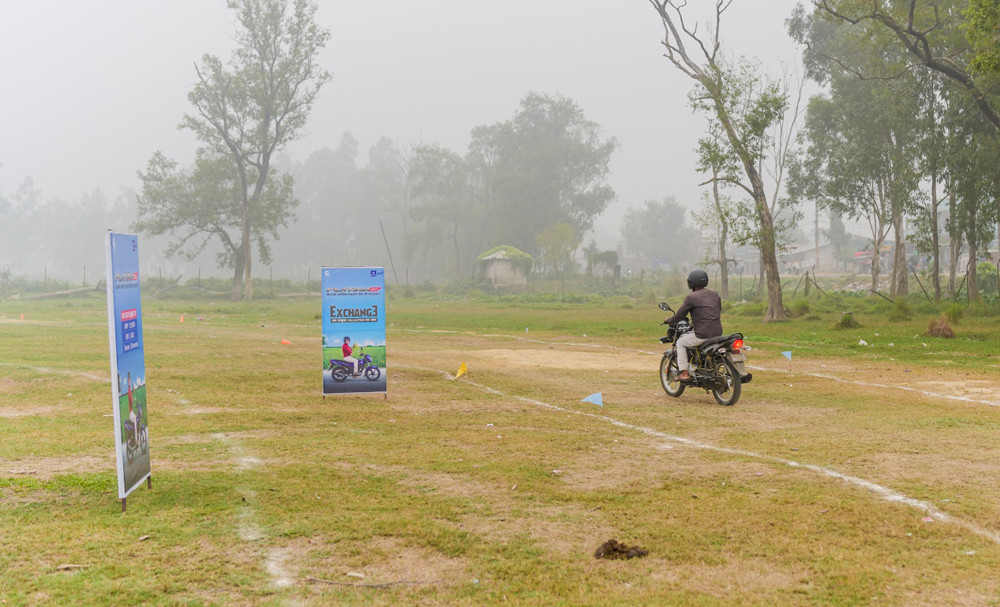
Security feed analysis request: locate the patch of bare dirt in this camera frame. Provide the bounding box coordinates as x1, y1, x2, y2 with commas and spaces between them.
301, 535, 469, 588
0, 376, 24, 394
0, 453, 109, 480
385, 464, 620, 557
434, 347, 642, 371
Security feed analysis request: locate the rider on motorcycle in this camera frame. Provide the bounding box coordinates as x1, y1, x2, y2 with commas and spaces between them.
664, 269, 723, 381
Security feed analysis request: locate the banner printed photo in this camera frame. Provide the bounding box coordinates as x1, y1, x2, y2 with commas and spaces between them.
321, 267, 387, 395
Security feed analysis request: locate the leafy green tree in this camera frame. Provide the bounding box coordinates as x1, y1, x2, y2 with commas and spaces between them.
137, 0, 330, 300
620, 196, 699, 270
280, 133, 360, 272
135, 150, 296, 276
942, 87, 1000, 301
535, 222, 580, 276
967, 0, 1000, 74
648, 1, 790, 321
807, 0, 1000, 132
791, 7, 925, 295
408, 145, 473, 278
468, 92, 617, 256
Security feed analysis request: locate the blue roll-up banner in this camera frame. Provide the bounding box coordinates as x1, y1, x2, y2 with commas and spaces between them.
105, 232, 151, 500
322, 267, 387, 395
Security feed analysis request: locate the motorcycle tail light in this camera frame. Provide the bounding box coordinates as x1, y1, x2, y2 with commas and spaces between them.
731, 338, 744, 351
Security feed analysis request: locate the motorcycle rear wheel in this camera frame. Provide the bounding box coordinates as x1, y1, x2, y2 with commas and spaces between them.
332, 367, 348, 382
659, 352, 685, 397
711, 357, 741, 406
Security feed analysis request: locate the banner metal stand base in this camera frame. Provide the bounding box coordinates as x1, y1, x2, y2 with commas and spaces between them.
120, 475, 152, 513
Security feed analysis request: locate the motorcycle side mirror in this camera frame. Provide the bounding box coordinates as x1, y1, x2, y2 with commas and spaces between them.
658, 302, 672, 312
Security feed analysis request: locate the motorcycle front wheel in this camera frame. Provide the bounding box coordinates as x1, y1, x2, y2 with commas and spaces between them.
711, 357, 742, 406
659, 352, 685, 397
365, 365, 381, 381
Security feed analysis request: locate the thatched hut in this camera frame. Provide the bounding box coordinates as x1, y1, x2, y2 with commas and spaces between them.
478, 245, 533, 290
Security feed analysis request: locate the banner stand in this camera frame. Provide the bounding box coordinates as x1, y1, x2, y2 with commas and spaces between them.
321, 267, 388, 398
105, 231, 153, 511
121, 476, 153, 513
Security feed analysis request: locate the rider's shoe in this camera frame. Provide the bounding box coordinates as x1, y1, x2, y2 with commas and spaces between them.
677, 370, 691, 382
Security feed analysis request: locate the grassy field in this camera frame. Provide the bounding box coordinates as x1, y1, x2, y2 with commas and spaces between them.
2, 292, 1000, 605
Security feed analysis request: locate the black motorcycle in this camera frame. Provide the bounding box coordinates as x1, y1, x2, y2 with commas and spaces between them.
658, 302, 752, 406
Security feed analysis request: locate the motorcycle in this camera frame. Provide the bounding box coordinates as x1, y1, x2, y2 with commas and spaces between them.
657, 302, 752, 406
124, 406, 148, 464
329, 351, 381, 382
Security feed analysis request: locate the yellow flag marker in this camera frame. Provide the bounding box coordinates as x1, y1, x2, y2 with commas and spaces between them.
456, 362, 467, 378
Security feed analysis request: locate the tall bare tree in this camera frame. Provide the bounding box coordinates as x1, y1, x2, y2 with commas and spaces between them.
181, 0, 330, 300
648, 0, 788, 320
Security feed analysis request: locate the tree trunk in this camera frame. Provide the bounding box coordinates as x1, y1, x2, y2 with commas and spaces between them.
930, 174, 941, 300
966, 195, 980, 302
241, 206, 253, 300
757, 252, 766, 299
229, 243, 245, 301
752, 184, 785, 321
948, 187, 958, 297
967, 241, 979, 302
870, 245, 881, 294
890, 212, 908, 296
712, 177, 729, 299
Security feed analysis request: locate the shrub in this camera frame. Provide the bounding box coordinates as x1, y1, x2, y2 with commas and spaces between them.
888, 300, 912, 321
835, 311, 860, 329
927, 315, 955, 338
789, 298, 811, 317
977, 261, 998, 295
944, 303, 963, 325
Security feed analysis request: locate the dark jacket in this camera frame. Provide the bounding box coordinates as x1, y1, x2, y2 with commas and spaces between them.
666, 288, 723, 339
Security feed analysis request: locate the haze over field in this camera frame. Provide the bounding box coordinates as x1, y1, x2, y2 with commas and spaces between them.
0, 1, 804, 281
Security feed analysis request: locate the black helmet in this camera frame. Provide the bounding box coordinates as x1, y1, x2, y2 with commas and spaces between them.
686, 269, 709, 290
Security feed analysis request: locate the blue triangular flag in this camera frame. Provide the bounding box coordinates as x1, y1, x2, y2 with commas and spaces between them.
781, 351, 792, 360
582, 392, 603, 407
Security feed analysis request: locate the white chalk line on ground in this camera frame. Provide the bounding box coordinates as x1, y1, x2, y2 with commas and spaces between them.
400, 328, 1000, 408
394, 362, 1000, 547
0, 361, 105, 383
214, 433, 294, 589
749, 364, 1000, 408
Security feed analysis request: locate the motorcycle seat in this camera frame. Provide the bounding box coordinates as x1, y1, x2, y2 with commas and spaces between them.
696, 333, 741, 351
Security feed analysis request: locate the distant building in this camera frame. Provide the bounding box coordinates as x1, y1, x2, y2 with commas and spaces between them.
478, 245, 533, 290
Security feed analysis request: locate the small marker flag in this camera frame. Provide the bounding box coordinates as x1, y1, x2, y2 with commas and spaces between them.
582, 392, 603, 407
19, 313, 24, 320
456, 362, 467, 378
180, 314, 185, 323
280, 339, 292, 345
781, 351, 792, 360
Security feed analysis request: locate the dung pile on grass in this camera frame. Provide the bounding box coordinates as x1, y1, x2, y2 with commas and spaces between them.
593, 539, 648, 560
927, 315, 955, 338
835, 311, 860, 329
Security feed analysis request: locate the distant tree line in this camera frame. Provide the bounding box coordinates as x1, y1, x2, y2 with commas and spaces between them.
786, 0, 1000, 302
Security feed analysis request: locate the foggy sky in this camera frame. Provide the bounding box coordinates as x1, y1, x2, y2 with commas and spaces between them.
0, 1, 806, 247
